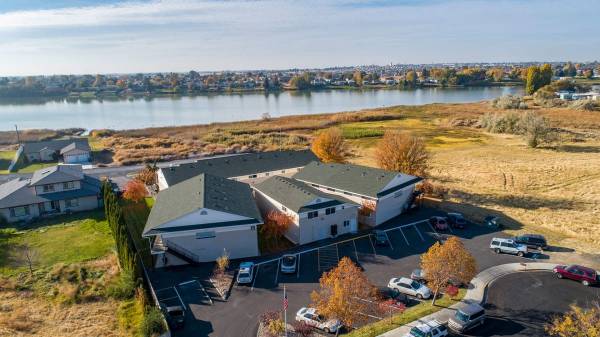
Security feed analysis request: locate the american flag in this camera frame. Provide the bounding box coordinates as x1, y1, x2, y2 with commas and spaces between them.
283, 291, 288, 310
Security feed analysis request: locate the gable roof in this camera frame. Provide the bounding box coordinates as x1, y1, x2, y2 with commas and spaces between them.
59, 141, 91, 154
160, 149, 318, 187
143, 173, 262, 235
293, 162, 422, 198
254, 176, 356, 213
22, 138, 90, 155
29, 164, 84, 186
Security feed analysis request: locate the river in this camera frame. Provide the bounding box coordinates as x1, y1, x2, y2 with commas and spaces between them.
0, 86, 522, 131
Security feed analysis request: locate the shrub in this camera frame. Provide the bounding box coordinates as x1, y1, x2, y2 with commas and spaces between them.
416, 181, 448, 199
490, 95, 527, 109
518, 111, 551, 148
107, 269, 137, 300
123, 180, 148, 203
292, 320, 314, 337
569, 99, 598, 111
140, 307, 166, 337
0, 214, 7, 227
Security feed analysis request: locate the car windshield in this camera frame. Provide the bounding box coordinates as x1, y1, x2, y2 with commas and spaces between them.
283, 256, 295, 265
411, 281, 421, 289
455, 310, 469, 322
239, 272, 250, 278
409, 327, 427, 337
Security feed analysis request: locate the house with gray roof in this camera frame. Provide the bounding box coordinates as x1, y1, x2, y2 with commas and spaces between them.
21, 138, 91, 164
253, 176, 358, 245
143, 173, 263, 265
156, 149, 318, 190
293, 162, 422, 226
0, 164, 102, 223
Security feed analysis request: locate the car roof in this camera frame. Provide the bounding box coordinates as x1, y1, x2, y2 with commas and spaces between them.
571, 265, 596, 273
166, 306, 184, 311
492, 237, 513, 243
447, 212, 463, 216
456, 302, 484, 315
397, 277, 413, 283
519, 233, 545, 239
282, 253, 296, 258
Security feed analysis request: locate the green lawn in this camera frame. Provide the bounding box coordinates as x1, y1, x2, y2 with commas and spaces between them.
0, 150, 15, 174
0, 210, 114, 276
346, 289, 466, 337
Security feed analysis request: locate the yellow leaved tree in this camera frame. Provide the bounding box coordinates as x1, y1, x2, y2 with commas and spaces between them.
546, 302, 600, 337
311, 128, 348, 163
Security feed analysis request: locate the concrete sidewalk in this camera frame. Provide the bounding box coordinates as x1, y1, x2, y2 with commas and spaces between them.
378, 262, 557, 337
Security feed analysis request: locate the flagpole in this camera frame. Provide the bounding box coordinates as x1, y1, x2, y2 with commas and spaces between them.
284, 284, 288, 337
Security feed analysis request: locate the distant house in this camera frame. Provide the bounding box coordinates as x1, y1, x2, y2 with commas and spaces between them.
293, 162, 422, 226
253, 176, 359, 245
157, 150, 318, 190
143, 173, 263, 265
0, 164, 102, 223
21, 138, 91, 164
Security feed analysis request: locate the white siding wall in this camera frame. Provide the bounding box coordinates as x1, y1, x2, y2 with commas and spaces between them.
157, 170, 169, 190
253, 189, 301, 243
374, 185, 414, 225
35, 180, 82, 195
63, 149, 90, 164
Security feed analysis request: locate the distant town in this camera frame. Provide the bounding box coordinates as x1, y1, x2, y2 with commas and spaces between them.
1, 61, 598, 100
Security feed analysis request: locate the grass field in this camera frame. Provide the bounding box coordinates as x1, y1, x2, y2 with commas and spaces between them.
12, 161, 59, 173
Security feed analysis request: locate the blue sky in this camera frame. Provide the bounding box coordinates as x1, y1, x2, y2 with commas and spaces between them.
0, 0, 599, 76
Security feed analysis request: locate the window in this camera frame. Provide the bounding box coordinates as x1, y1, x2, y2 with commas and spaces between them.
325, 207, 336, 215
281, 170, 286, 173
65, 198, 79, 208
281, 206, 287, 212
308, 211, 318, 219
327, 188, 335, 192
343, 220, 350, 227
9, 206, 29, 217
200, 210, 208, 215
63, 181, 75, 190
43, 184, 55, 192
394, 191, 403, 198
196, 231, 216, 239
265, 172, 270, 176
248, 174, 257, 178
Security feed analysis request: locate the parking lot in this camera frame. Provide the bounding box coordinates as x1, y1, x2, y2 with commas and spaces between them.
147, 208, 554, 337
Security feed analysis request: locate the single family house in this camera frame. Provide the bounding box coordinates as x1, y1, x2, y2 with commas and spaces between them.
21, 138, 91, 164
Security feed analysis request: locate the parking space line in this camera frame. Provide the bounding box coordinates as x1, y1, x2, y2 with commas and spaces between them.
398, 227, 410, 246
172, 286, 186, 310
352, 239, 359, 261
368, 235, 377, 256
413, 224, 425, 241
296, 253, 301, 279
274, 258, 281, 286
383, 231, 394, 250
426, 220, 438, 235
251, 265, 259, 291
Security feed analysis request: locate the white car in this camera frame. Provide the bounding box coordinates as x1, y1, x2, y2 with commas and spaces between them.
237, 262, 255, 284
388, 277, 432, 299
280, 254, 297, 274
404, 320, 448, 337
490, 238, 527, 257
295, 307, 342, 334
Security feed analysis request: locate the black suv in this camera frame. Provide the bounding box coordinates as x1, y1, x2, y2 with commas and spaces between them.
514, 234, 547, 250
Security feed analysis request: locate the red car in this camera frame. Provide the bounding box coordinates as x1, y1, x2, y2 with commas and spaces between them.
429, 216, 448, 231
554, 265, 598, 286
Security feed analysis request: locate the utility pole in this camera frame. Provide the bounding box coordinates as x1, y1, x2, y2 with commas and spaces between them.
15, 124, 20, 144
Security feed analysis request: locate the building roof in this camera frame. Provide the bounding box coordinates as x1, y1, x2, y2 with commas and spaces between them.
29, 164, 84, 186
160, 149, 318, 187
253, 176, 355, 213
22, 138, 90, 155
143, 173, 262, 235
292, 162, 422, 198
59, 141, 91, 154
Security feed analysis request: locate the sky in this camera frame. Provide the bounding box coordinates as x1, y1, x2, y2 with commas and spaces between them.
0, 0, 599, 76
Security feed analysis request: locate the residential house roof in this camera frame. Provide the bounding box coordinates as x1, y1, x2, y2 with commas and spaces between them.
292, 162, 422, 198
22, 138, 90, 155
253, 176, 356, 213
59, 141, 91, 154
29, 164, 85, 186
143, 173, 262, 235
160, 149, 318, 187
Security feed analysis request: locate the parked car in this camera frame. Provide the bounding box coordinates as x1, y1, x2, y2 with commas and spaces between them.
410, 268, 426, 282
373, 230, 389, 246
376, 286, 411, 305
514, 234, 548, 250
448, 302, 485, 333
295, 307, 342, 334
280, 254, 297, 274
490, 238, 528, 257
446, 212, 467, 229
429, 216, 449, 231
554, 265, 598, 286
237, 262, 255, 284
404, 319, 448, 337
484, 216, 502, 229
387, 277, 432, 299
162, 305, 185, 329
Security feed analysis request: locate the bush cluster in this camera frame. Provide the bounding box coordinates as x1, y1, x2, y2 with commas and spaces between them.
490, 95, 528, 110
479, 111, 554, 147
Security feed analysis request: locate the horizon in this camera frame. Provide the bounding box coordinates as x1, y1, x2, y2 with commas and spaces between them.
1, 0, 599, 76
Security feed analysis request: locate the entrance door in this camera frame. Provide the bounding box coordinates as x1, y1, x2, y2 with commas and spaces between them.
330, 224, 338, 237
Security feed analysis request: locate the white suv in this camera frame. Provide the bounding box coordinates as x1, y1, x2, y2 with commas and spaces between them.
295, 307, 342, 334
388, 277, 432, 299
404, 320, 448, 337
490, 238, 527, 257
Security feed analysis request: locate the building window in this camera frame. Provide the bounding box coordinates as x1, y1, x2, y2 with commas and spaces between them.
394, 191, 403, 198
249, 174, 258, 178
265, 172, 270, 176
307, 211, 318, 219
9, 206, 29, 217
66, 198, 79, 208
281, 206, 287, 212
311, 184, 319, 188
200, 210, 208, 215
281, 170, 286, 173
325, 207, 336, 215
43, 184, 55, 192
63, 181, 75, 190
327, 188, 335, 192
343, 220, 350, 227
196, 231, 216, 239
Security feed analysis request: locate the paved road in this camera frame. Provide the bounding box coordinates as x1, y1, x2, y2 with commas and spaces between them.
456, 271, 600, 336
150, 208, 547, 337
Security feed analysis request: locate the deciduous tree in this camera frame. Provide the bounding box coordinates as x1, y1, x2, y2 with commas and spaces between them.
375, 131, 428, 177
311, 128, 348, 163
311, 257, 377, 328
261, 210, 293, 247
135, 164, 158, 186
420, 236, 476, 305
525, 66, 542, 95
123, 180, 147, 203
546, 302, 600, 337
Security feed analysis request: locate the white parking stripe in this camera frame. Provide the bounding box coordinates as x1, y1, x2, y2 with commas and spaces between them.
368, 235, 377, 256
275, 258, 281, 286
384, 231, 394, 250
398, 227, 410, 245
251, 265, 259, 291
353, 239, 359, 261
426, 220, 438, 234
172, 286, 186, 310
296, 253, 301, 278
413, 224, 425, 241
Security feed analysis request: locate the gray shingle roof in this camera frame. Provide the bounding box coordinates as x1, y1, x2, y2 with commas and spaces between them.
144, 173, 262, 235
160, 150, 318, 187
254, 176, 355, 213
22, 138, 90, 155
292, 162, 422, 198
29, 164, 84, 186
59, 141, 91, 154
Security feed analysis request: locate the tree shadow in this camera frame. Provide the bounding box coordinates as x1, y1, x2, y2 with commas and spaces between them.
451, 190, 580, 211
553, 144, 600, 153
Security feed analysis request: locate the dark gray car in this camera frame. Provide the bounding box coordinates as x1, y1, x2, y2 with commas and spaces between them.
448, 302, 485, 332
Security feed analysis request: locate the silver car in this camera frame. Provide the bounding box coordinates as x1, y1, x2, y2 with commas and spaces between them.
490, 238, 528, 257
280, 254, 297, 274
448, 302, 485, 332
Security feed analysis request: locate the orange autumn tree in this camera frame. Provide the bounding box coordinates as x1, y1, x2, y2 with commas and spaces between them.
358, 200, 376, 217
311, 257, 377, 328
420, 236, 476, 305
375, 131, 428, 177
261, 210, 293, 247
123, 180, 147, 203
311, 128, 348, 163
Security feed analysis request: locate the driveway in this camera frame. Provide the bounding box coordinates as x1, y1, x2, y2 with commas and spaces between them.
148, 208, 547, 337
